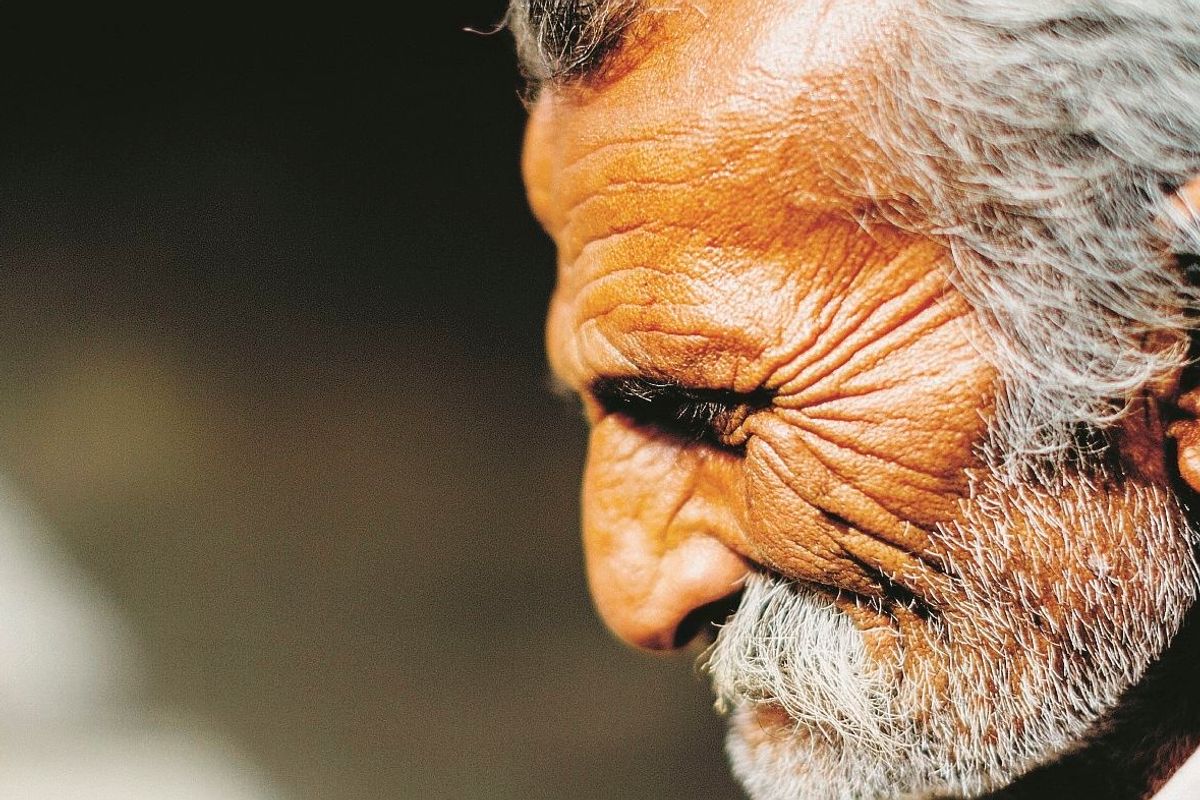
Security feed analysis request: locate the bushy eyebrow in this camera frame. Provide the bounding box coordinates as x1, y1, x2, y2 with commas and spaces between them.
506, 0, 642, 89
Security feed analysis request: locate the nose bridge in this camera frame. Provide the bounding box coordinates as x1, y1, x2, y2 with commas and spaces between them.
581, 417, 751, 650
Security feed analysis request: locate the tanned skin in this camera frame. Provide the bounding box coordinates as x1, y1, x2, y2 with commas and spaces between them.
518, 2, 1200, 797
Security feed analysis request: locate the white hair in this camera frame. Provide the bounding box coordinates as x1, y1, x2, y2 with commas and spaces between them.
706, 471, 1200, 799
875, 0, 1200, 467
704, 578, 908, 765
705, 3, 1200, 797
704, 578, 909, 799
506, 0, 640, 87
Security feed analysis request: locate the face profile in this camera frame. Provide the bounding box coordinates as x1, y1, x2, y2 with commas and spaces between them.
508, 2, 1200, 798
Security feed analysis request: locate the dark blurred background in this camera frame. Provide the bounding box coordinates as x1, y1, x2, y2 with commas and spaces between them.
0, 4, 742, 799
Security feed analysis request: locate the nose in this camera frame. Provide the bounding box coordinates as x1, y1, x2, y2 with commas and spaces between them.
581, 419, 752, 651
586, 531, 750, 650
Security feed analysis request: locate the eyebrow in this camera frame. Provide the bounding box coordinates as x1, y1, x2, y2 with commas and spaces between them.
506, 0, 643, 89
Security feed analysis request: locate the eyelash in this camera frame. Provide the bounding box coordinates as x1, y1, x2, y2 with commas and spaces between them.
589, 378, 768, 452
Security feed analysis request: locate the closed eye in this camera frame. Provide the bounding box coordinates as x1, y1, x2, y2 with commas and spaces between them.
588, 376, 771, 452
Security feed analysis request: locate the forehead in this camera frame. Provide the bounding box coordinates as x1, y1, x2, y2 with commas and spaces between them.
520, 0, 901, 81
524, 0, 927, 391
523, 0, 908, 232
523, 0, 903, 103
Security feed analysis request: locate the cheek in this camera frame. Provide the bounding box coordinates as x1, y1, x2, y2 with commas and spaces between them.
942, 478, 1194, 636
729, 294, 998, 578
733, 397, 990, 585
736, 434, 856, 581
910, 473, 1199, 720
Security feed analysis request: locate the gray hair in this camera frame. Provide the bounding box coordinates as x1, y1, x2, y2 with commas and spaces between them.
506, 0, 640, 87
881, 0, 1200, 468
508, 0, 1200, 469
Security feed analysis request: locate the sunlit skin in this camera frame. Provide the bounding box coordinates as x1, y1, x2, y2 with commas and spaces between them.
521, 0, 1200, 794
525, 0, 999, 656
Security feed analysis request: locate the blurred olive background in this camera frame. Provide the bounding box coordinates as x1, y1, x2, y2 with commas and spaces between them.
0, 3, 743, 799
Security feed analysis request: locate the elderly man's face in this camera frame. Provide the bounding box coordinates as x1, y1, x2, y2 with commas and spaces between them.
518, 1, 1200, 798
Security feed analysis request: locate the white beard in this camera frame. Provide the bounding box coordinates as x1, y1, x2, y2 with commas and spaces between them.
707, 578, 911, 800
704, 473, 1200, 800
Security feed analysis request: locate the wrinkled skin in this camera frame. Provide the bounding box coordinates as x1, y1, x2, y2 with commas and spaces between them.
527, 0, 992, 654
521, 0, 1200, 797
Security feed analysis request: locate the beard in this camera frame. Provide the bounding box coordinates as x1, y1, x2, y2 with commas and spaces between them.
703, 466, 1200, 800
708, 9, 1200, 792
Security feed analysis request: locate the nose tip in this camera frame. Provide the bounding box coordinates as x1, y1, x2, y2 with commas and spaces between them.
586, 533, 750, 651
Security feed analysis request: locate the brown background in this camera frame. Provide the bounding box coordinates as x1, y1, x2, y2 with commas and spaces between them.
0, 3, 744, 798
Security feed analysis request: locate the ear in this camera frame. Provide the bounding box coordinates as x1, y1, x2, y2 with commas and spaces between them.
1169, 174, 1200, 227
1163, 177, 1200, 493
1115, 382, 1175, 486
1168, 387, 1200, 494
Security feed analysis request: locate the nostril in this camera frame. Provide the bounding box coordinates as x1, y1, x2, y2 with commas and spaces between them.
672, 587, 745, 649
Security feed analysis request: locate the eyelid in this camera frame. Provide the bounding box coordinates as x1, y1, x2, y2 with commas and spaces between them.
587, 377, 772, 451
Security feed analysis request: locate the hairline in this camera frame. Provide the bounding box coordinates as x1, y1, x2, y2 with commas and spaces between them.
506, 0, 644, 90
